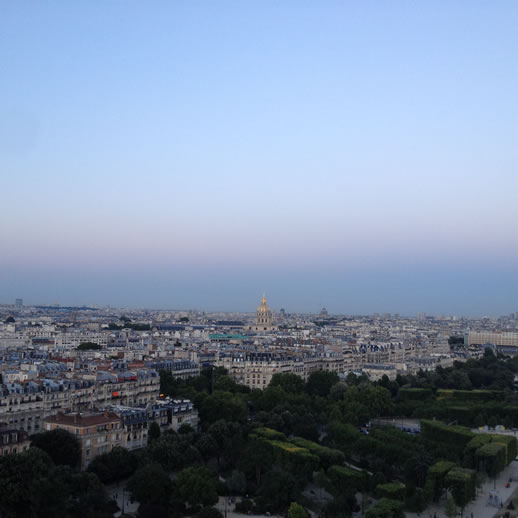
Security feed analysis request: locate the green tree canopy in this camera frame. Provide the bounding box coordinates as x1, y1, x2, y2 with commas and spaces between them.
306, 371, 340, 397
127, 463, 172, 507
30, 428, 81, 468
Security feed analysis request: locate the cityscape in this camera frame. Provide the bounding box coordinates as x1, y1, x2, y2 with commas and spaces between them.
1, 298, 518, 516
2, 1, 518, 518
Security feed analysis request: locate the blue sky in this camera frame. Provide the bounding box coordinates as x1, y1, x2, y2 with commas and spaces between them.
1, 1, 517, 315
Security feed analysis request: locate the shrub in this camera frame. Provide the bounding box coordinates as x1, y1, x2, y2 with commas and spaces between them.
375, 482, 406, 501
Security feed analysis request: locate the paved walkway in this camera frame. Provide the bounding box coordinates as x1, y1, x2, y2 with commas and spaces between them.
215, 496, 284, 518
406, 461, 518, 518
106, 483, 139, 517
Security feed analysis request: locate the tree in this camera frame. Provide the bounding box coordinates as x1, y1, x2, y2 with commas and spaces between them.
30, 428, 81, 468
0, 447, 54, 518
127, 463, 172, 507
306, 371, 340, 397
147, 436, 202, 471
5, 316, 15, 323
171, 466, 219, 510
227, 469, 247, 495
365, 498, 404, 518
208, 420, 243, 467
270, 373, 306, 394
239, 438, 274, 486
178, 423, 195, 435
329, 382, 348, 400
258, 470, 299, 512
200, 392, 248, 424
87, 446, 138, 484
149, 421, 161, 442
195, 433, 219, 463
67, 470, 117, 518
288, 502, 307, 518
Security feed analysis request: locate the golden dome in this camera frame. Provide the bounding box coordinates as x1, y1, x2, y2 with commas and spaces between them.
257, 295, 271, 313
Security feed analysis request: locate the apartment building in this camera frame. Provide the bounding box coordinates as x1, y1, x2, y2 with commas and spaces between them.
0, 369, 160, 434
43, 411, 122, 469
0, 428, 30, 456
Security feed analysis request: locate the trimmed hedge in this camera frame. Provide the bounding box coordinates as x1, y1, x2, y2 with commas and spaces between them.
327, 465, 367, 492
365, 498, 404, 518
375, 482, 406, 501
249, 427, 287, 441
425, 461, 455, 502
289, 437, 345, 469
490, 434, 517, 465
399, 388, 433, 401
421, 420, 474, 459
437, 390, 503, 402
475, 442, 506, 478
267, 440, 319, 481
445, 467, 476, 509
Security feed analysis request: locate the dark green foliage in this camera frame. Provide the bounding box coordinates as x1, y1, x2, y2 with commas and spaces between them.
258, 469, 299, 512
30, 428, 81, 468
399, 388, 433, 401
146, 435, 202, 471
87, 446, 138, 484
490, 434, 517, 464
289, 437, 345, 469
421, 420, 474, 460
267, 440, 320, 483
250, 427, 287, 441
327, 465, 366, 494
365, 498, 405, 518
0, 449, 114, 518
171, 466, 219, 511
239, 438, 274, 486
475, 442, 506, 479
306, 371, 340, 397
270, 372, 306, 394
326, 421, 361, 455
0, 447, 53, 517
288, 501, 307, 518
445, 467, 476, 510
425, 460, 455, 501
227, 469, 247, 495
127, 463, 172, 507
199, 391, 248, 424
375, 482, 406, 501
195, 433, 219, 462
207, 419, 243, 467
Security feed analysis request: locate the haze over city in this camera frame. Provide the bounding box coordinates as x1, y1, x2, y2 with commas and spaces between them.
2, 2, 517, 315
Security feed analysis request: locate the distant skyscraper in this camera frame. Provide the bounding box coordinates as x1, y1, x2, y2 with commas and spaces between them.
15, 298, 23, 307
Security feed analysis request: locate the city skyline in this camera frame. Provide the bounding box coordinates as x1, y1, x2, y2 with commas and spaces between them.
2, 2, 518, 315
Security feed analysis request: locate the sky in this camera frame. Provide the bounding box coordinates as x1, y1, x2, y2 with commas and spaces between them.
1, 1, 518, 315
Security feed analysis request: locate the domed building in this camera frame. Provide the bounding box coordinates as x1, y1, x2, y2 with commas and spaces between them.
247, 295, 276, 332
256, 295, 272, 328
